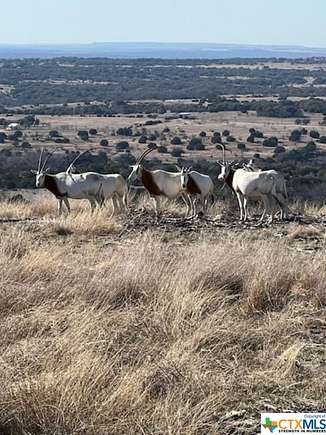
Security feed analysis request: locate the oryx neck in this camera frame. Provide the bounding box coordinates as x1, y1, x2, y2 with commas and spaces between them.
44, 174, 66, 198
225, 168, 235, 190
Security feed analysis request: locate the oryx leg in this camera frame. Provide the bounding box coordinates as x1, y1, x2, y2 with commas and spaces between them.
259, 195, 271, 222
88, 197, 97, 212
57, 199, 64, 216
236, 192, 244, 221
63, 197, 71, 213
122, 193, 128, 212
181, 193, 192, 217
153, 196, 161, 217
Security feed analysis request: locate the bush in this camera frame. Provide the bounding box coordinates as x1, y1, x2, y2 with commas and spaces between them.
211, 134, 222, 144
187, 137, 205, 150
199, 131, 206, 137
319, 136, 326, 144
247, 134, 255, 143
171, 147, 183, 157
289, 129, 302, 142
305, 141, 317, 152
77, 130, 89, 141
138, 135, 147, 144
237, 143, 246, 150
0, 132, 7, 143
49, 130, 60, 138
171, 136, 182, 145
116, 141, 129, 151
226, 136, 236, 142
89, 129, 97, 135
274, 145, 285, 154
21, 141, 32, 149
157, 145, 168, 153
222, 130, 230, 137
117, 127, 133, 136
310, 130, 320, 139
263, 137, 278, 147
100, 139, 109, 147
147, 142, 157, 150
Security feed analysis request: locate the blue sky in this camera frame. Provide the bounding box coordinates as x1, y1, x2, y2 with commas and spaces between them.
1, 0, 325, 47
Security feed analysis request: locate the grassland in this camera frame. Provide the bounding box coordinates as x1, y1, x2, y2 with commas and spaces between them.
0, 194, 325, 434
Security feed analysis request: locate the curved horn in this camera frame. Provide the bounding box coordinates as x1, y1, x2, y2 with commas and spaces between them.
37, 148, 44, 172
41, 150, 55, 172
216, 143, 226, 163
137, 147, 155, 164
66, 148, 94, 173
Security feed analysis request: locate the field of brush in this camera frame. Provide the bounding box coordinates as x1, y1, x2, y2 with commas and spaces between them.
0, 193, 325, 434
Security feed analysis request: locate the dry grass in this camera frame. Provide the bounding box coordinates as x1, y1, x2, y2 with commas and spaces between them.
0, 195, 325, 435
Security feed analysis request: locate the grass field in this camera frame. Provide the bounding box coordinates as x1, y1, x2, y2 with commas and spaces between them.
0, 194, 325, 434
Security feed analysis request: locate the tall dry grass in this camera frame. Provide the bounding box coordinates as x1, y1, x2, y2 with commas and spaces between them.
0, 213, 325, 434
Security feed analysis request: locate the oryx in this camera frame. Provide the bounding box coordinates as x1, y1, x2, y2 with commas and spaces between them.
216, 145, 287, 222
128, 148, 192, 216
32, 149, 128, 215
179, 167, 215, 216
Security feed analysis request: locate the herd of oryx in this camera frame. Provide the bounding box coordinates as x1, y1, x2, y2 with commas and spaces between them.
32, 144, 289, 222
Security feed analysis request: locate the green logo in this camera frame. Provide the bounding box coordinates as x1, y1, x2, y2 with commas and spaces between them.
262, 417, 278, 433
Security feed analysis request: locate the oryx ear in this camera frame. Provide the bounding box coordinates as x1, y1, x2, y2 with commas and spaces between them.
44, 167, 50, 173
216, 160, 221, 166
30, 169, 37, 174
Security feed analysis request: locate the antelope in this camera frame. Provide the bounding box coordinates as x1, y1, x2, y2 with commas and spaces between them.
243, 159, 289, 219
128, 148, 192, 216
32, 149, 128, 215
179, 166, 215, 216
216, 145, 287, 222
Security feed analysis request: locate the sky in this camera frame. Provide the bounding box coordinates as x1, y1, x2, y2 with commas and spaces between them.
1, 0, 325, 47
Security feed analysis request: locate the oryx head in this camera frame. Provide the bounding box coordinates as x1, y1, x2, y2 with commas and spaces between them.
179, 166, 192, 190
216, 143, 235, 181
128, 148, 155, 184
31, 149, 53, 187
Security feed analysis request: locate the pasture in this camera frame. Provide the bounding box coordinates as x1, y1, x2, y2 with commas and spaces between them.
0, 193, 325, 434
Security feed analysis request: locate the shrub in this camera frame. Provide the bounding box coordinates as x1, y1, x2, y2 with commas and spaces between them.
116, 141, 129, 151
171, 136, 182, 145
77, 130, 89, 141
147, 142, 157, 150
21, 141, 32, 149
100, 139, 109, 147
237, 143, 246, 150
138, 135, 147, 144
319, 136, 326, 144
226, 136, 236, 142
222, 130, 230, 137
49, 130, 60, 138
157, 145, 168, 153
89, 129, 97, 135
274, 145, 285, 154
187, 137, 205, 150
305, 141, 317, 152
289, 129, 302, 142
171, 147, 183, 157
199, 131, 206, 137
117, 127, 133, 136
0, 132, 7, 143
263, 137, 278, 147
309, 130, 320, 139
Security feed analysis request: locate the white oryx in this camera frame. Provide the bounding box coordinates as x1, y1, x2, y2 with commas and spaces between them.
179, 166, 215, 216
243, 159, 289, 219
128, 148, 193, 216
217, 145, 288, 222
32, 149, 128, 215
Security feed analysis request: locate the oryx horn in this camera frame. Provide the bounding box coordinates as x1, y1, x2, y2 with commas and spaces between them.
216, 143, 226, 163
136, 148, 155, 164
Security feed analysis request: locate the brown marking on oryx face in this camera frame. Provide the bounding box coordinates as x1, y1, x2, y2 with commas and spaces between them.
43, 174, 66, 198
141, 168, 162, 196
187, 174, 201, 194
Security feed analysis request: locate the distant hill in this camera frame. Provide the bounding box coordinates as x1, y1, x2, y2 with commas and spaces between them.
1, 42, 326, 59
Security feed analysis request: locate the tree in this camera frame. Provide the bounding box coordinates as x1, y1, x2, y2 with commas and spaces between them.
147, 142, 157, 150
21, 141, 32, 149
249, 128, 256, 134
289, 129, 302, 142
199, 131, 206, 137
100, 139, 109, 147
157, 145, 168, 153
222, 130, 230, 137
237, 143, 246, 150
247, 134, 255, 143
117, 127, 133, 136
226, 136, 236, 142
211, 133, 222, 144
89, 128, 97, 135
